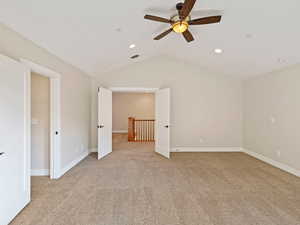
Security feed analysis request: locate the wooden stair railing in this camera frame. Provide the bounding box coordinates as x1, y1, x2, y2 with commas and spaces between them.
128, 117, 155, 142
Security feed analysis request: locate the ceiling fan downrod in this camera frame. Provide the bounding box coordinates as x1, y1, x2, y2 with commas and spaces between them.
176, 2, 184, 11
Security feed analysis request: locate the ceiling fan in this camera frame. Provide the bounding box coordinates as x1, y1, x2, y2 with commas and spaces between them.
144, 0, 222, 43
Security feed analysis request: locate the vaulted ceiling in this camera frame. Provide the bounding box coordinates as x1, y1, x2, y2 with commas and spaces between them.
1, 0, 300, 78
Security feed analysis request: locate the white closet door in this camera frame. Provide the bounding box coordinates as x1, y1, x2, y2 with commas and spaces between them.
155, 88, 170, 158
97, 87, 112, 159
0, 54, 31, 225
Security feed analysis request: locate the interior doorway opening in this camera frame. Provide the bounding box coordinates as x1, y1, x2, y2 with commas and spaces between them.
112, 92, 155, 152
31, 73, 51, 177
21, 59, 61, 179
97, 87, 170, 159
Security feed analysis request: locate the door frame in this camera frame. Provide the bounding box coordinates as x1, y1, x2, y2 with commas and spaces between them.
109, 87, 159, 93
108, 86, 169, 155
20, 59, 61, 179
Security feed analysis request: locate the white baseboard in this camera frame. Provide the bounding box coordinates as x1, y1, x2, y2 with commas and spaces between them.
59, 151, 89, 178
89, 148, 97, 153
31, 169, 49, 176
112, 130, 127, 134
171, 147, 243, 152
242, 148, 300, 177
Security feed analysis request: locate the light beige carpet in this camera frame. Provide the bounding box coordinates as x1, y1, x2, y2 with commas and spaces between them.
10, 134, 300, 225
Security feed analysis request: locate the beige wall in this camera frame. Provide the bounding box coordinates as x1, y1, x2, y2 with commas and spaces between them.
91, 56, 243, 148
31, 73, 50, 170
112, 93, 154, 131
243, 64, 300, 171
0, 23, 91, 171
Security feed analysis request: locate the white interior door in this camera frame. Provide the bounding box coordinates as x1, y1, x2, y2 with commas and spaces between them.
0, 55, 31, 225
98, 87, 112, 159
155, 88, 170, 158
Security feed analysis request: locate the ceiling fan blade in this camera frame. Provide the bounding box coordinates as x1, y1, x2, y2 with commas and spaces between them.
182, 30, 194, 42
144, 15, 171, 23
190, 9, 223, 18
189, 15, 222, 25
179, 0, 197, 19
154, 28, 173, 40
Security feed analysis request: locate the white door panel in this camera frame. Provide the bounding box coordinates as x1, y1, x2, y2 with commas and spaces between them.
98, 87, 112, 159
155, 88, 170, 158
0, 55, 30, 225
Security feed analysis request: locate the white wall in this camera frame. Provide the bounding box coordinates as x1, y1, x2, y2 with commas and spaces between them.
31, 73, 50, 171
112, 93, 154, 131
91, 56, 243, 149
0, 23, 91, 173
243, 64, 300, 171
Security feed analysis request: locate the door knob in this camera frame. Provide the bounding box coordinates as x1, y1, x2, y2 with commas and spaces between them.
0, 152, 5, 156
164, 125, 169, 128
98, 125, 104, 128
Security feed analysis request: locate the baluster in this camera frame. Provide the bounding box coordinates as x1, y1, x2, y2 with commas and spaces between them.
142, 121, 144, 141
152, 120, 154, 141
135, 120, 137, 141
147, 120, 149, 141
137, 120, 139, 141
150, 120, 152, 141
138, 120, 140, 141
140, 121, 142, 141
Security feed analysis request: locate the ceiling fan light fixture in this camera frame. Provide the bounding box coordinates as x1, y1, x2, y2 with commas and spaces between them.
172, 21, 189, 33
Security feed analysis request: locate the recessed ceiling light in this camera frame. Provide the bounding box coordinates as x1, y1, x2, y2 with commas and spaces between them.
129, 44, 136, 49
214, 48, 223, 54
277, 58, 286, 64
245, 33, 253, 39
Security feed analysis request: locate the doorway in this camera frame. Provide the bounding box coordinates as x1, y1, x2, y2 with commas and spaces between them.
31, 73, 50, 177
112, 92, 155, 152
21, 59, 61, 179
97, 87, 171, 159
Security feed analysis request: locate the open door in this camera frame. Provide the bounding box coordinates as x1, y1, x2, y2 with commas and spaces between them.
97, 87, 112, 159
155, 88, 170, 158
0, 55, 31, 225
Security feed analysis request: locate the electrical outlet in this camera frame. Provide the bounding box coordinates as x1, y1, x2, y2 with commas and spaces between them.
270, 116, 276, 124
277, 150, 281, 158
199, 137, 205, 143
77, 144, 85, 153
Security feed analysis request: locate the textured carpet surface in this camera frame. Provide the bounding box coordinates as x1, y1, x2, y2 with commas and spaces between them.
10, 134, 300, 225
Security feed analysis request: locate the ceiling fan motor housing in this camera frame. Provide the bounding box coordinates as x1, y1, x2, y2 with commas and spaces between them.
171, 15, 190, 22
176, 2, 184, 11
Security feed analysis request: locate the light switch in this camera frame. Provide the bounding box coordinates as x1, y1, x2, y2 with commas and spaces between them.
199, 137, 205, 143
31, 118, 40, 125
